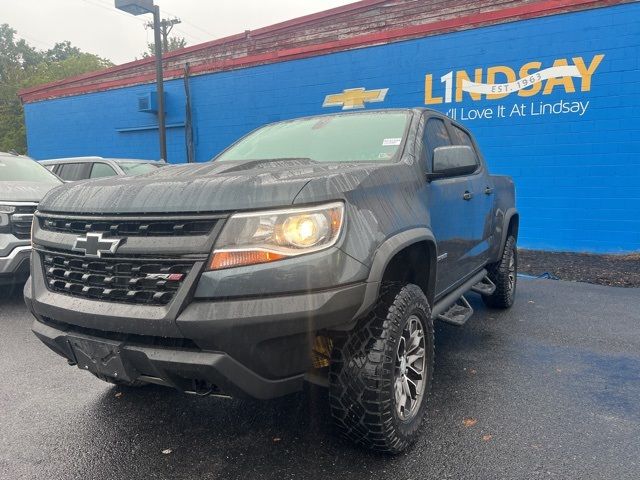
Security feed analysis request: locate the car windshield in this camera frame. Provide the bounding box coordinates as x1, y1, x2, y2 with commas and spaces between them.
118, 162, 160, 175
216, 112, 411, 163
0, 155, 61, 184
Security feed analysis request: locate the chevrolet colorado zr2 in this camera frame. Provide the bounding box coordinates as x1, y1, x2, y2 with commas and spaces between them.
25, 108, 518, 453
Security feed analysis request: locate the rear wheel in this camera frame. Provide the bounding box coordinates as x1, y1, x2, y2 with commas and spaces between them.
483, 235, 517, 309
329, 283, 434, 454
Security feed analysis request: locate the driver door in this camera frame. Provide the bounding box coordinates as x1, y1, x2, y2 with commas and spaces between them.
422, 116, 475, 296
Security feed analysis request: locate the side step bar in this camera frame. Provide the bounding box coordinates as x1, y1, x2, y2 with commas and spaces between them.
471, 276, 496, 296
433, 269, 487, 327
438, 295, 473, 327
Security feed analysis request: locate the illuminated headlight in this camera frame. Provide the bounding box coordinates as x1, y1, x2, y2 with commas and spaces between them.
208, 202, 344, 270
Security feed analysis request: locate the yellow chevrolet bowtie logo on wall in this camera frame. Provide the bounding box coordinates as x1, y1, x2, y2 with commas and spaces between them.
323, 87, 389, 110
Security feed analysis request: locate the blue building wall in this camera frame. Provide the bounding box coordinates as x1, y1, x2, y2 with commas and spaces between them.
24, 3, 640, 253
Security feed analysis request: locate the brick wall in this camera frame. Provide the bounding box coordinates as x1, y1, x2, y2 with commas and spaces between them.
23, 3, 640, 252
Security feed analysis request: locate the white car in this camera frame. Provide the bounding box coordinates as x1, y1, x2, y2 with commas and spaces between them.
41, 157, 166, 182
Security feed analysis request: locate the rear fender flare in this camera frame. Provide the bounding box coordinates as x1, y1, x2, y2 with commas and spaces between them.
499, 208, 519, 255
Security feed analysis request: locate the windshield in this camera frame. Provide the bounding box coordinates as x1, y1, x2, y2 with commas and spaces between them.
216, 112, 411, 163
118, 162, 161, 175
0, 155, 61, 184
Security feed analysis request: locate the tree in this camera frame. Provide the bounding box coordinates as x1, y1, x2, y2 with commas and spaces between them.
142, 36, 187, 58
0, 24, 112, 154
44, 41, 81, 62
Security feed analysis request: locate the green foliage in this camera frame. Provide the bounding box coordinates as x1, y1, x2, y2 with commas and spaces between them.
0, 24, 113, 154
142, 36, 187, 58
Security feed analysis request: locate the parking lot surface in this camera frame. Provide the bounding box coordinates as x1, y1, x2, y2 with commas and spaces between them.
1, 279, 639, 480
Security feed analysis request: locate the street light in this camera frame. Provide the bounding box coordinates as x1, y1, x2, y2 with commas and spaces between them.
115, 0, 167, 162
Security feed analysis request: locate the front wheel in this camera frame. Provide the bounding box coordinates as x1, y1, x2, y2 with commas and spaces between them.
329, 283, 434, 454
483, 235, 517, 309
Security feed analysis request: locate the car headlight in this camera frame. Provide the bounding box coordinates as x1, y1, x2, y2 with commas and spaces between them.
0, 205, 15, 229
208, 202, 344, 270
0, 205, 16, 214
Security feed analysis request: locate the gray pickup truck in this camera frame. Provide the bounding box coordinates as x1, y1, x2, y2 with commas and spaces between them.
25, 108, 518, 453
0, 152, 61, 287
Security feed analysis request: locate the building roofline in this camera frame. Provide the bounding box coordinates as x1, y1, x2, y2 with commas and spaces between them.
18, 0, 390, 98
19, 0, 628, 103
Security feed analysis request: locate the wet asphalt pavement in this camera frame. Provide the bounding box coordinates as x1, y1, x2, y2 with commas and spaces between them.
1, 279, 639, 480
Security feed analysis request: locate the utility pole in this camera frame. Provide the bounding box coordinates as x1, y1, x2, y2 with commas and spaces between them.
151, 6, 167, 161
115, 0, 168, 162
145, 17, 181, 53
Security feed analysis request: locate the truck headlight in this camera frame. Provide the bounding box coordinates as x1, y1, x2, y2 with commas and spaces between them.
208, 202, 344, 270
0, 205, 15, 229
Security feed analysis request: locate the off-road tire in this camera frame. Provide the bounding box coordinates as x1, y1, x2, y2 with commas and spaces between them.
329, 283, 434, 454
92, 373, 147, 388
483, 235, 517, 309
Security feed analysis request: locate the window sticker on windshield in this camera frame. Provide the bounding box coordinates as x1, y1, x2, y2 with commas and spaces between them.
382, 138, 402, 146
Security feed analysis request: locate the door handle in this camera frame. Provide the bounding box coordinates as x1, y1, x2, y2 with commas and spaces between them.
484, 187, 494, 195
463, 191, 473, 201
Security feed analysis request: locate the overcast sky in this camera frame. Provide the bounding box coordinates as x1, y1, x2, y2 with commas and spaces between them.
1, 0, 354, 65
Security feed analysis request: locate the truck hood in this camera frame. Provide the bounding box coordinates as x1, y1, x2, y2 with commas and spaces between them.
38, 160, 381, 214
0, 182, 59, 203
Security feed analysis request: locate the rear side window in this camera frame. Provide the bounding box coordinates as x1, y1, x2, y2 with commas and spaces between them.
90, 163, 117, 179
57, 163, 90, 181
423, 118, 452, 166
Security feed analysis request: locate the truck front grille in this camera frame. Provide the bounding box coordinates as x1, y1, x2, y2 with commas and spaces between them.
39, 216, 218, 237
11, 205, 37, 239
41, 251, 193, 306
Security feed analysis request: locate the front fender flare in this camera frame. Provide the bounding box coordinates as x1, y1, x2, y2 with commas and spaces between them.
344, 228, 437, 326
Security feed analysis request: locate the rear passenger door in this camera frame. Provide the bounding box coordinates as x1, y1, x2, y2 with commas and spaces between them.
448, 123, 495, 270
57, 163, 91, 181
422, 116, 475, 295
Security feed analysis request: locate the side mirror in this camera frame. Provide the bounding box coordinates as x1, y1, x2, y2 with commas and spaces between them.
427, 145, 478, 181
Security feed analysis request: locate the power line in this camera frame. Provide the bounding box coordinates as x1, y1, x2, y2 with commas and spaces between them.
92, 0, 213, 43
173, 27, 207, 44
144, 17, 182, 53
161, 11, 215, 40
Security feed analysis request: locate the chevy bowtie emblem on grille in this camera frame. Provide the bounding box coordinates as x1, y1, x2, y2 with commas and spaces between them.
73, 233, 122, 258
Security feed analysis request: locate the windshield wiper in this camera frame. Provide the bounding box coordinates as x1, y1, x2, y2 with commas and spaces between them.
234, 157, 317, 164
218, 157, 320, 171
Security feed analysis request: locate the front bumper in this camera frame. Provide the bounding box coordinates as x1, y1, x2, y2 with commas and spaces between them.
0, 244, 31, 285
26, 281, 369, 399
